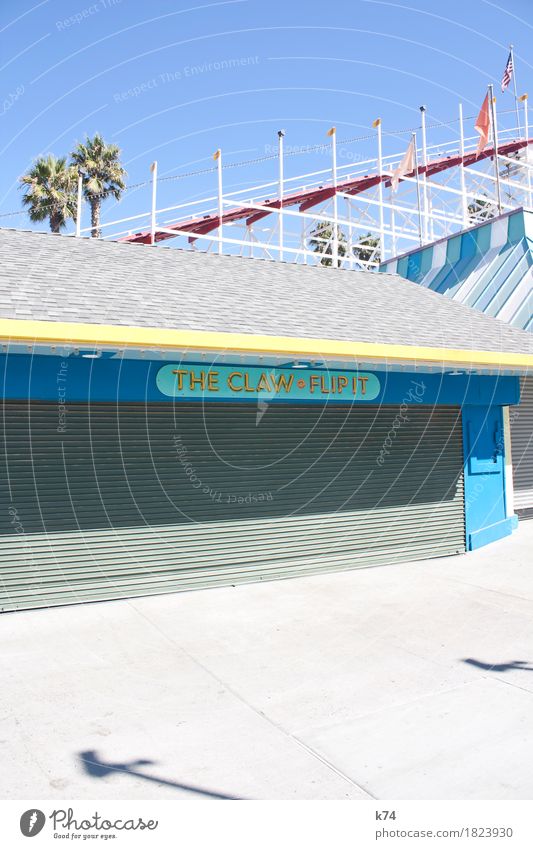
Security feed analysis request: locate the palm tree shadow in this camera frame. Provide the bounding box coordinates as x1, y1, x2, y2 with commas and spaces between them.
78, 750, 240, 800
463, 658, 533, 673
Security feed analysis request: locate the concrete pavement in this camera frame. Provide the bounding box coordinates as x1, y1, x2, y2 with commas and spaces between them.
1, 520, 533, 800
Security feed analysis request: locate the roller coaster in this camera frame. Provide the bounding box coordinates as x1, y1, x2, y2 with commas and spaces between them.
83, 103, 533, 268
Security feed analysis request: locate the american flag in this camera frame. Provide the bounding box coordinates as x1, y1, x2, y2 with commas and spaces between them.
501, 50, 514, 93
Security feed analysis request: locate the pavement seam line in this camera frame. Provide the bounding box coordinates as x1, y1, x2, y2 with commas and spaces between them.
440, 575, 533, 605
130, 601, 374, 799
481, 673, 533, 696
293, 677, 490, 735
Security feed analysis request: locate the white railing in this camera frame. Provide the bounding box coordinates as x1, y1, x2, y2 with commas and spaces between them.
76, 99, 533, 268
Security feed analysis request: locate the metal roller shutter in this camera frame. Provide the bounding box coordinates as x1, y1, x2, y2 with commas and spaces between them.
0, 401, 465, 611
511, 376, 533, 515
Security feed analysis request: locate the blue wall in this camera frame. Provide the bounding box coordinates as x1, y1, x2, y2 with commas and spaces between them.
0, 352, 521, 551
0, 353, 520, 407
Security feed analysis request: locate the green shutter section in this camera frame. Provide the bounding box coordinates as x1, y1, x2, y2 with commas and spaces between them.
511, 376, 533, 514
0, 402, 465, 611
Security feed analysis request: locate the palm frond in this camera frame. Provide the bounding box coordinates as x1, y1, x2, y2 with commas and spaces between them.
19, 154, 77, 230
71, 134, 127, 202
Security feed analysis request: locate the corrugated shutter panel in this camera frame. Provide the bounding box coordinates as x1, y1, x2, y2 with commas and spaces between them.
0, 402, 465, 611
511, 376, 533, 514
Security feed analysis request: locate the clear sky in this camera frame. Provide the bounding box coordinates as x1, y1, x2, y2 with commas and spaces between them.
2, 0, 532, 232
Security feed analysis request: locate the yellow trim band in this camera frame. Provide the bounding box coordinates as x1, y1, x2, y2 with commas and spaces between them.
0, 318, 531, 369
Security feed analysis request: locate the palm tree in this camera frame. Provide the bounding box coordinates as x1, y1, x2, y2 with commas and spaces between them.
309, 220, 348, 267
352, 233, 381, 268
71, 134, 126, 238
467, 193, 497, 223
19, 155, 77, 233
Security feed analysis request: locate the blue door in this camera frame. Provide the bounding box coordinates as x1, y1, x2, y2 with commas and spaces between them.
462, 404, 514, 549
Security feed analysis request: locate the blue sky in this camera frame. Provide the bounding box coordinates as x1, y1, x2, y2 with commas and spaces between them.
2, 0, 532, 232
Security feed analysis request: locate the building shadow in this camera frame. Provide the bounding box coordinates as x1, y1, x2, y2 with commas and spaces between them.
463, 658, 533, 673
78, 750, 240, 800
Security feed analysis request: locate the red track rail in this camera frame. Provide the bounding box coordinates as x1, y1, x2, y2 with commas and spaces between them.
120, 139, 531, 245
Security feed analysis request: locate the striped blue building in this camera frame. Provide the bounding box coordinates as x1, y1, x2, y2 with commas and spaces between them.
380, 208, 533, 513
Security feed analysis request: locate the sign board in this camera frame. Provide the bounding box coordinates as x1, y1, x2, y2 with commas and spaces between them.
156, 364, 381, 402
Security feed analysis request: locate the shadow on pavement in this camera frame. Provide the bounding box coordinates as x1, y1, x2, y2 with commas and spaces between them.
78, 750, 241, 800
463, 658, 533, 673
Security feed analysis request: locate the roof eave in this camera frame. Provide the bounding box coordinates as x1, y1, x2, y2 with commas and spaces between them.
0, 318, 531, 372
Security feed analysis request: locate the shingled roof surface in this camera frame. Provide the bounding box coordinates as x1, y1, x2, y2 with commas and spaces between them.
0, 227, 532, 354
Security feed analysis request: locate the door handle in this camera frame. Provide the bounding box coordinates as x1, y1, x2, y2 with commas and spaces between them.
493, 423, 503, 462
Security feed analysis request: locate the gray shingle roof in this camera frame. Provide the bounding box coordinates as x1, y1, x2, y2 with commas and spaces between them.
0, 227, 532, 355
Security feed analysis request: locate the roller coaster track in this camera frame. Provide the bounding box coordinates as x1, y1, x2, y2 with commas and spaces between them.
120, 138, 532, 246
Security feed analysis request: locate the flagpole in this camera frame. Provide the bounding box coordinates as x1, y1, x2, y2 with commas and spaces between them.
374, 118, 385, 259
521, 93, 531, 207
278, 129, 285, 261
150, 160, 158, 246
214, 149, 223, 255
510, 45, 521, 136
75, 170, 83, 238
328, 126, 339, 267
458, 103, 469, 226
391, 190, 397, 256
488, 85, 503, 215
412, 131, 423, 246
419, 105, 430, 242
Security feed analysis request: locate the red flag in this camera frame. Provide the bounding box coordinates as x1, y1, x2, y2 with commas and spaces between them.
475, 94, 490, 156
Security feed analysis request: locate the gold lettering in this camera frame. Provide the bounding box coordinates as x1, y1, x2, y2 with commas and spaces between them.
309, 374, 320, 394
273, 373, 294, 393
227, 371, 243, 392
243, 372, 255, 393
207, 371, 219, 391
171, 369, 188, 391
189, 370, 207, 390
359, 376, 368, 395
320, 375, 330, 394
352, 376, 358, 394
337, 376, 348, 393
256, 373, 273, 393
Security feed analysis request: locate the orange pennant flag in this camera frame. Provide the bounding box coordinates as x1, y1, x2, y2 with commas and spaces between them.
475, 94, 490, 156
391, 137, 415, 192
